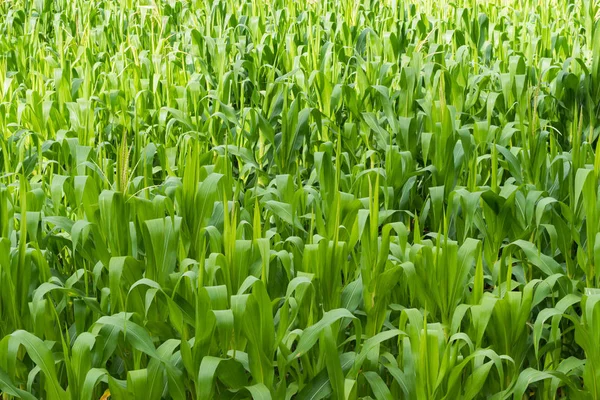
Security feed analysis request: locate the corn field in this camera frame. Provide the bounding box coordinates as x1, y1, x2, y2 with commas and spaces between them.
0, 0, 599, 398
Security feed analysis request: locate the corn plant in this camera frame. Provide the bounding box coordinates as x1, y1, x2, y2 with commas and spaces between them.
1, 0, 600, 398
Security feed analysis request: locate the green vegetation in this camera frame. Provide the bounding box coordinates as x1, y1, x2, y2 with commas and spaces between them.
0, 0, 599, 398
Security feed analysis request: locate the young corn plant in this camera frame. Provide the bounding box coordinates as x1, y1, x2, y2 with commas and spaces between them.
1, 0, 600, 398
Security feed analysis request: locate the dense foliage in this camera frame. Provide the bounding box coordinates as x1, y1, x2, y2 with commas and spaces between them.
1, 0, 600, 398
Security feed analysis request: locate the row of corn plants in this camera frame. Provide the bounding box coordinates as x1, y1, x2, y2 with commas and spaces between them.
1, 0, 600, 398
